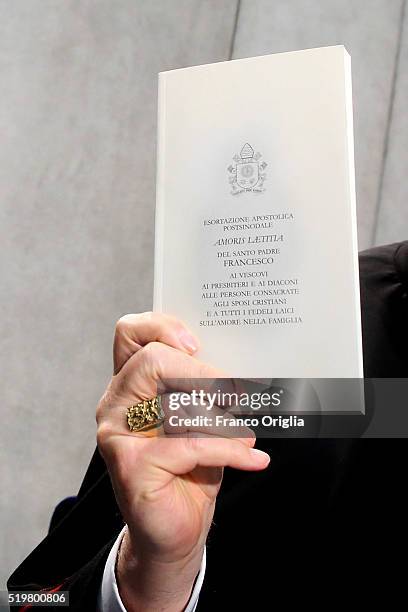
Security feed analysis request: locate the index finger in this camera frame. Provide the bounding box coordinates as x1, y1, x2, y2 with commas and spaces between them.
113, 311, 200, 374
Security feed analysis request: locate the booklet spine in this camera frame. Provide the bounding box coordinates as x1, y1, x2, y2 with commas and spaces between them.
153, 72, 166, 313
343, 49, 364, 379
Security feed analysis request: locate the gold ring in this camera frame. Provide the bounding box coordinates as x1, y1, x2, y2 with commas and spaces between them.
126, 396, 164, 432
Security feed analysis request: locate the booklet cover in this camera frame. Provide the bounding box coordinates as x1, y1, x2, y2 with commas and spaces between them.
153, 45, 363, 379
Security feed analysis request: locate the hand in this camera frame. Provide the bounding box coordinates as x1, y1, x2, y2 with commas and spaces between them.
96, 312, 270, 611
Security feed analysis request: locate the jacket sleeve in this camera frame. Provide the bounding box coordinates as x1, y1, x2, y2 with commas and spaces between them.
7, 448, 124, 612
359, 240, 408, 377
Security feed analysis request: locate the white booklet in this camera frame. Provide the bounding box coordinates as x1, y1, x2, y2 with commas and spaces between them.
153, 46, 363, 380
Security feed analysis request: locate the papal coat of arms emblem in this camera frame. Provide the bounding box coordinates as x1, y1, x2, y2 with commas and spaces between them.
227, 143, 267, 195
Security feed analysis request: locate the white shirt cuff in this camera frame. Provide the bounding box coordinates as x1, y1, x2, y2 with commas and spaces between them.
97, 525, 206, 612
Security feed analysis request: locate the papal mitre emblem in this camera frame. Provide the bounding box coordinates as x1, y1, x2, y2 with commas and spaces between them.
227, 143, 267, 194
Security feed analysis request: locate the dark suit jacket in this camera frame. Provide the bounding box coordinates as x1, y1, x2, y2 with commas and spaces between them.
8, 241, 408, 610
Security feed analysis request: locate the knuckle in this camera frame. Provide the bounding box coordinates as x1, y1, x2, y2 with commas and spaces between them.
95, 403, 103, 424
139, 310, 154, 322
139, 341, 166, 369
115, 315, 131, 334
114, 312, 154, 336
185, 435, 205, 456
96, 421, 114, 449
95, 400, 106, 426
96, 427, 129, 480
96, 385, 115, 421
224, 439, 240, 463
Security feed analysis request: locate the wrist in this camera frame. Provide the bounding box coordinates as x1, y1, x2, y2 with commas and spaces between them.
116, 528, 204, 612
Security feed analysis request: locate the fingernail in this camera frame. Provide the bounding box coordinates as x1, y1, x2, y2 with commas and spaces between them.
178, 330, 199, 353
250, 448, 270, 466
